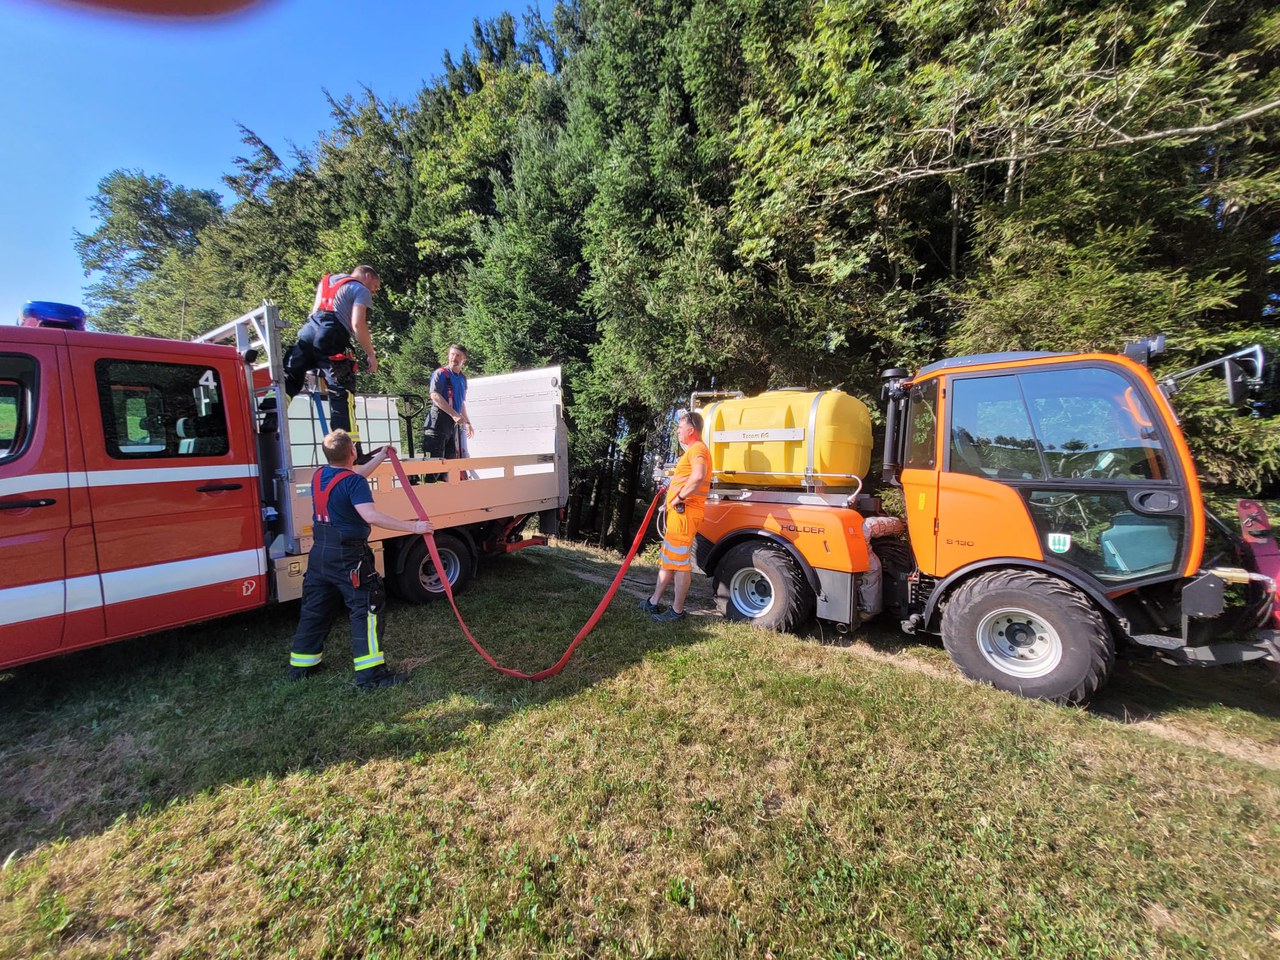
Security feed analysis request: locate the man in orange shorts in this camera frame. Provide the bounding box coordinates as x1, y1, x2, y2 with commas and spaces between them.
641, 411, 711, 622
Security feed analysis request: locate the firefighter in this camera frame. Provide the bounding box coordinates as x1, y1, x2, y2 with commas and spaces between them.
641, 411, 711, 622
283, 265, 382, 453
288, 429, 432, 689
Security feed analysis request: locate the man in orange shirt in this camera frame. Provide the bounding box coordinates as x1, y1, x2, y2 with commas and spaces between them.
641, 411, 711, 622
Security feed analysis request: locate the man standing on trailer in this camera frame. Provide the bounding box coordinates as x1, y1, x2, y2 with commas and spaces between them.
641, 411, 711, 622
422, 343, 474, 482
283, 265, 382, 455
288, 429, 433, 689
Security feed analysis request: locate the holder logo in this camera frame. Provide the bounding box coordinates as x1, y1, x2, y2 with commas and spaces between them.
1047, 533, 1072, 554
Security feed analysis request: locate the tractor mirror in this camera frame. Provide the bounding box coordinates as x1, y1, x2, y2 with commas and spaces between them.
1224, 358, 1248, 407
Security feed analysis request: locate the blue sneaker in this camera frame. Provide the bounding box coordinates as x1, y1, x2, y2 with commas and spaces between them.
651, 608, 686, 623
639, 598, 664, 615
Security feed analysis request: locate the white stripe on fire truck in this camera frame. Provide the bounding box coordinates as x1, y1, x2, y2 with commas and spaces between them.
0, 464, 260, 497
0, 550, 265, 626
0, 580, 63, 626
66, 575, 104, 614
101, 549, 266, 604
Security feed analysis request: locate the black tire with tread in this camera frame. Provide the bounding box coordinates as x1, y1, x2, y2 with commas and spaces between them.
714, 541, 815, 632
941, 568, 1114, 705
870, 538, 915, 622
396, 532, 473, 603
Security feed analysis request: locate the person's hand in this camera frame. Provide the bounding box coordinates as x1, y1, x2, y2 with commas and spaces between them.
366, 355, 379, 375
464, 421, 475, 439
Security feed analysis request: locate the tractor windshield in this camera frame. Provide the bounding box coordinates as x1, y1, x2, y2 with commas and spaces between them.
1021, 368, 1169, 482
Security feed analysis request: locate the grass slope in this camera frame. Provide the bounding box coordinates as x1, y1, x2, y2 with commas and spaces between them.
1, 545, 1278, 958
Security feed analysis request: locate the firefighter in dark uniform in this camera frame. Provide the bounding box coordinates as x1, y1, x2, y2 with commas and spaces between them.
283, 265, 382, 452
288, 429, 432, 689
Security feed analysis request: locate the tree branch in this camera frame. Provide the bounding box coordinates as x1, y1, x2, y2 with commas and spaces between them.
832, 97, 1280, 202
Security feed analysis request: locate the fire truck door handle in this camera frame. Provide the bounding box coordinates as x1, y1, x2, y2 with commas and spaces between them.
196, 483, 243, 493
0, 498, 56, 510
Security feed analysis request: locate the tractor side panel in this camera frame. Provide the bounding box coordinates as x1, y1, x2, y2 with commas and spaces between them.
700, 501, 871, 575
935, 473, 1043, 578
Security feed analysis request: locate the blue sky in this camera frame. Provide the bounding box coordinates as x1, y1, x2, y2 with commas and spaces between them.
0, 0, 516, 325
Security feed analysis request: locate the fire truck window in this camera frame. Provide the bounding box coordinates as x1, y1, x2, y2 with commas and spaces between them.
0, 355, 37, 464
948, 375, 1044, 479
96, 360, 229, 459
1020, 368, 1170, 482
904, 378, 938, 469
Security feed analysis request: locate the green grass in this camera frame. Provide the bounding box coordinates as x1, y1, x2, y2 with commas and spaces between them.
1, 545, 1279, 958
0, 399, 16, 444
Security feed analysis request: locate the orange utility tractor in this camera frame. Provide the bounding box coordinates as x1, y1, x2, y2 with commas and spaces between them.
687, 339, 1279, 704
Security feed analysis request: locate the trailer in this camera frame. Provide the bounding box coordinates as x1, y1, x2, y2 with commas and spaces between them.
0, 302, 568, 670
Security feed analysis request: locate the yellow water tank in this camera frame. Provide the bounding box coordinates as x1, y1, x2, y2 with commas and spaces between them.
699, 390, 873, 489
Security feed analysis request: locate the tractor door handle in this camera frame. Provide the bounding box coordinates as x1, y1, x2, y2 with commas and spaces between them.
0, 498, 56, 510
196, 482, 243, 493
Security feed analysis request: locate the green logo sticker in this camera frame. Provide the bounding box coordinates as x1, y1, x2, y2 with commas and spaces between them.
1047, 533, 1072, 554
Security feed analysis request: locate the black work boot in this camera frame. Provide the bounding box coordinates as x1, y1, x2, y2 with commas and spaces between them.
288, 662, 327, 681
356, 666, 410, 690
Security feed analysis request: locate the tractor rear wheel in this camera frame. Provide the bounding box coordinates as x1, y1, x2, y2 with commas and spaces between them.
714, 542, 815, 632
941, 569, 1114, 705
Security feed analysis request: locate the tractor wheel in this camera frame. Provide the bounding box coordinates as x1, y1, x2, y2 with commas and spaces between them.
714, 542, 815, 632
870, 538, 915, 621
397, 532, 473, 604
941, 569, 1114, 705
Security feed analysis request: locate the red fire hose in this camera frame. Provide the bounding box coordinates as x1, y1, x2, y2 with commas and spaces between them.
385, 449, 664, 681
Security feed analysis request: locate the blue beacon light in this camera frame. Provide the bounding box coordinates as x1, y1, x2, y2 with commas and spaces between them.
20, 301, 87, 330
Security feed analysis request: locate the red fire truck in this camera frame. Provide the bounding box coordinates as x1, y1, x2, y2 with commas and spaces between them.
0, 302, 568, 670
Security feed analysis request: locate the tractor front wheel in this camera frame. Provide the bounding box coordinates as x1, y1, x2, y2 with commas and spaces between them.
941, 569, 1114, 705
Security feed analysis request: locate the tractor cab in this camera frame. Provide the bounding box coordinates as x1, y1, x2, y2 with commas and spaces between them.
884, 350, 1203, 594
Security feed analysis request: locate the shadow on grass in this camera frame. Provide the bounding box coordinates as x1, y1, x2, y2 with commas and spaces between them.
0, 547, 707, 854
798, 609, 1280, 739
1091, 654, 1280, 728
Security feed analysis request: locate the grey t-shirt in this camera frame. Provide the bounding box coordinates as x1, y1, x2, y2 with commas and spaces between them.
327, 275, 374, 334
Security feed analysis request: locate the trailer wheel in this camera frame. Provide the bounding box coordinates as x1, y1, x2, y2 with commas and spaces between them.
941, 569, 1114, 705
714, 542, 815, 632
397, 532, 473, 603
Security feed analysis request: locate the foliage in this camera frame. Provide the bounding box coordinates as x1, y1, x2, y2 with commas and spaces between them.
71, 0, 1280, 513
74, 170, 224, 334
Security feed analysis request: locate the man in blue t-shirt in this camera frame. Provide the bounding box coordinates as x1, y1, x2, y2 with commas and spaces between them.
288, 429, 433, 689
422, 343, 474, 482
